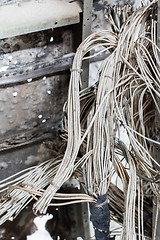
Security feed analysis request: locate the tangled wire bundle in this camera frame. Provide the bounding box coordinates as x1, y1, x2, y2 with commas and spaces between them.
0, 1, 160, 239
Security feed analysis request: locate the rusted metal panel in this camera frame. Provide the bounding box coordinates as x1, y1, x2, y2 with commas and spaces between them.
0, 0, 82, 39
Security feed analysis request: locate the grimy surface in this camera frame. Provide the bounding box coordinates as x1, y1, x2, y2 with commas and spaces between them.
0, 27, 74, 180
0, 0, 138, 178
0, 0, 108, 180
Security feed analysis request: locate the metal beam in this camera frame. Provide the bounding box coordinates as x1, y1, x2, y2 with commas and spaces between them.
0, 50, 107, 87
82, 0, 93, 89
0, 127, 56, 152
0, 53, 75, 87
82, 0, 93, 41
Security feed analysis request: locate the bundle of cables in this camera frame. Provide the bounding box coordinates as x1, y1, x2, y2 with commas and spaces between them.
0, 1, 159, 239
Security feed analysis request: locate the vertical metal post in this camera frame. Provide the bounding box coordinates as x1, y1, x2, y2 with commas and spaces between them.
82, 0, 93, 89
80, 2, 94, 238
153, 1, 160, 239
82, 0, 93, 41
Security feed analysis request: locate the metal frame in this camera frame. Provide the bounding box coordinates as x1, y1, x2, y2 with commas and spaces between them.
82, 0, 93, 41
82, 0, 93, 89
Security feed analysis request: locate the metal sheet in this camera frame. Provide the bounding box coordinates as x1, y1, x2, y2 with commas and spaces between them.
0, 0, 82, 39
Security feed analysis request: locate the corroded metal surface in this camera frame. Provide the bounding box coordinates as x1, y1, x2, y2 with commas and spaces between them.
0, 27, 73, 55
0, 74, 69, 138
0, 73, 70, 179
0, 52, 74, 86
0, 28, 74, 85
0, 27, 73, 137
0, 26, 74, 180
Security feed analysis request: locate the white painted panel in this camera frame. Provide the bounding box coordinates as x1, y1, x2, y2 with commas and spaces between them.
0, 0, 82, 39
